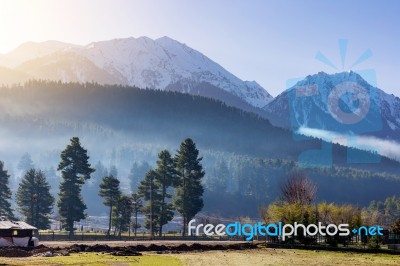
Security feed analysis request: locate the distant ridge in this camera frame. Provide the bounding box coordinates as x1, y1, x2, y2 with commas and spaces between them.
0, 36, 273, 109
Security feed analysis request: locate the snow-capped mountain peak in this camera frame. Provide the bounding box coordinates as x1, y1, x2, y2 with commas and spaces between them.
0, 36, 273, 109
79, 36, 273, 107
264, 71, 400, 141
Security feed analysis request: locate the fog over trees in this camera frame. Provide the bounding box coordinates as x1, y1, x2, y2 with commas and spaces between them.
0, 81, 399, 220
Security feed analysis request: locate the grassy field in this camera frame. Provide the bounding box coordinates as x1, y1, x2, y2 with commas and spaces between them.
0, 248, 399, 266
179, 248, 400, 266
0, 253, 181, 266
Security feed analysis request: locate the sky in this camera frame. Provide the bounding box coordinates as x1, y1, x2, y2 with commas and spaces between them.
0, 0, 399, 96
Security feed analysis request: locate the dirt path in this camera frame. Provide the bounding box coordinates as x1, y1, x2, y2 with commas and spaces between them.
0, 241, 258, 258
40, 240, 252, 248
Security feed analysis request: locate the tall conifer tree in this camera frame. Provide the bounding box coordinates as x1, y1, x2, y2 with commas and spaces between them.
138, 170, 159, 236
0, 161, 14, 219
154, 150, 176, 236
131, 193, 143, 237
16, 169, 54, 229
173, 138, 205, 236
57, 137, 94, 235
99, 175, 121, 235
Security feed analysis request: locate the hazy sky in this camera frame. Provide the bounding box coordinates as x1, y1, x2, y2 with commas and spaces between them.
0, 0, 399, 96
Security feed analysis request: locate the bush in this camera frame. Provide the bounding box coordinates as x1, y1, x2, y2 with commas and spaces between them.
367, 236, 381, 250
391, 219, 400, 234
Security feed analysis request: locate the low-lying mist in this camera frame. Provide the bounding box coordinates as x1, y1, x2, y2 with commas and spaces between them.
298, 127, 400, 162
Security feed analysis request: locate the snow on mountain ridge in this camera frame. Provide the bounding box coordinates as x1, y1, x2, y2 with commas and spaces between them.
0, 36, 272, 108
79, 36, 273, 107
264, 71, 400, 141
25, 35, 271, 108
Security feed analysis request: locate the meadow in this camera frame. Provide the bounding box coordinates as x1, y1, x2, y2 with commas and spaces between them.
0, 248, 399, 266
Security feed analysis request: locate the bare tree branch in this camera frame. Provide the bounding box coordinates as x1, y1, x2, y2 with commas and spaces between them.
280, 171, 317, 205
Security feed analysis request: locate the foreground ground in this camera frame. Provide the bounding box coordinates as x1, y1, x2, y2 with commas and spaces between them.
0, 252, 180, 266
0, 242, 399, 265
179, 248, 400, 266
40, 240, 248, 248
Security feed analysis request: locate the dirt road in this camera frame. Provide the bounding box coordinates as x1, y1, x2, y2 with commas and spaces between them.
40, 240, 254, 248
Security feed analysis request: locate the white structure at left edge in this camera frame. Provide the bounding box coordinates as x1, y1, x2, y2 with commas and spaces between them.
0, 216, 39, 247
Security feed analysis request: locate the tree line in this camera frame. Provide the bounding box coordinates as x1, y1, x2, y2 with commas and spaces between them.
259, 171, 400, 247
99, 138, 205, 237
0, 137, 205, 237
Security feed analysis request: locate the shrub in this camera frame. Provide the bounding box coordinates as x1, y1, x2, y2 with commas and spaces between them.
367, 236, 381, 250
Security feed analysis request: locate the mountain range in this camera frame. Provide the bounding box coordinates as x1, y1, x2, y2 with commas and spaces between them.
1, 81, 399, 216
264, 71, 400, 147
1, 36, 399, 147
0, 37, 272, 110
1, 34, 400, 216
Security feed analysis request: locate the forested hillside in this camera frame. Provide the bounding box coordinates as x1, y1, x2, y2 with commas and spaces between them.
0, 81, 399, 216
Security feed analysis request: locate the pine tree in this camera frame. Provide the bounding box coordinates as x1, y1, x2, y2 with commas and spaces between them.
131, 193, 143, 237
57, 137, 94, 235
16, 169, 54, 229
174, 138, 205, 236
112, 195, 133, 236
154, 150, 176, 236
99, 175, 121, 236
138, 169, 160, 237
0, 161, 14, 219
